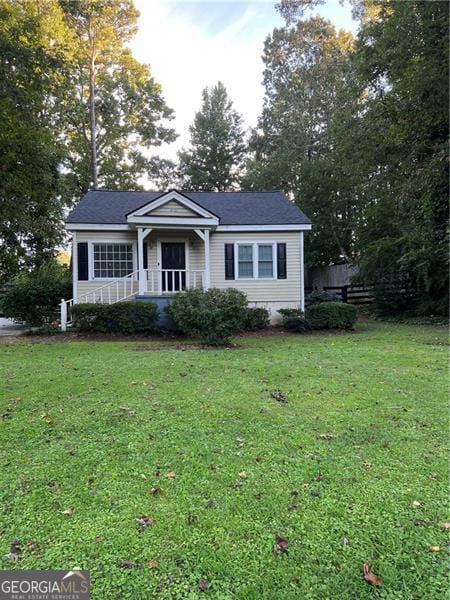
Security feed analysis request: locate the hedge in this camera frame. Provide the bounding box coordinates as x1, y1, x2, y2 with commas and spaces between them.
165, 288, 248, 346
305, 302, 357, 330
71, 302, 159, 333
0, 261, 72, 326
242, 307, 270, 331
278, 308, 310, 332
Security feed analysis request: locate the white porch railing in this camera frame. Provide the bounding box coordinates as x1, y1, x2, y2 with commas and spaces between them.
144, 269, 204, 294
60, 268, 205, 331
59, 270, 139, 332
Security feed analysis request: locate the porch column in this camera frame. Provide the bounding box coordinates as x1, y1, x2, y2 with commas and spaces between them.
137, 228, 145, 295
72, 231, 77, 303
204, 229, 210, 289
299, 232, 305, 311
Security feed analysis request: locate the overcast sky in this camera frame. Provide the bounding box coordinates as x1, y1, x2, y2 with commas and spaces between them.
129, 0, 356, 161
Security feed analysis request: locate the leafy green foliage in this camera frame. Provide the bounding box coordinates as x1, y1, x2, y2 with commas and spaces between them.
305, 301, 357, 330
0, 0, 71, 282
306, 290, 339, 305
241, 307, 270, 331
178, 82, 246, 191
71, 301, 159, 333
59, 0, 176, 196
165, 288, 248, 345
242, 16, 355, 266
0, 323, 447, 598
278, 308, 310, 332
0, 261, 71, 326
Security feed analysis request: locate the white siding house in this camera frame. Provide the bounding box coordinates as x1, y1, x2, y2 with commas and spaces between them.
62, 189, 311, 329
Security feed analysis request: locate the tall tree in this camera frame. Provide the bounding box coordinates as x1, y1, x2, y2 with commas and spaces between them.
0, 0, 73, 282
242, 16, 354, 265
60, 0, 176, 197
178, 81, 246, 191
339, 1, 449, 315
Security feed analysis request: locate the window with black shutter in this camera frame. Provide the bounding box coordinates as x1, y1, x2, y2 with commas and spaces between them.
77, 242, 89, 281
225, 244, 235, 280
277, 243, 287, 279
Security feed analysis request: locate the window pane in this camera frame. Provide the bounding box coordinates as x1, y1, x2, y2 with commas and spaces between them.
258, 245, 272, 261
238, 245, 252, 261
258, 261, 273, 278
238, 261, 253, 278
93, 243, 133, 278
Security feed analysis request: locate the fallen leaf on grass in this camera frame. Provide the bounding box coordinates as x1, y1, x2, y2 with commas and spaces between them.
238, 471, 247, 478
273, 535, 289, 555
119, 561, 141, 569
62, 508, 74, 515
363, 563, 383, 587
26, 540, 36, 552
429, 546, 441, 552
270, 390, 288, 403
440, 522, 450, 529
198, 578, 209, 591
4, 540, 21, 562
319, 433, 336, 441
147, 560, 159, 568
135, 515, 155, 531
165, 471, 176, 479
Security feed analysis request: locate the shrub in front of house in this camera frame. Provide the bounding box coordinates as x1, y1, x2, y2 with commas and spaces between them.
306, 290, 340, 305
242, 307, 270, 331
71, 301, 159, 333
165, 288, 248, 346
0, 261, 72, 326
278, 308, 310, 332
305, 302, 357, 330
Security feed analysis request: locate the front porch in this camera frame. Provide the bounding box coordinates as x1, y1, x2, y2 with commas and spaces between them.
136, 225, 210, 296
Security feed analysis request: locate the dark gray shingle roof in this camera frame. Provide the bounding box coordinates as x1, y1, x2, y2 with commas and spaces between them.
66, 190, 311, 226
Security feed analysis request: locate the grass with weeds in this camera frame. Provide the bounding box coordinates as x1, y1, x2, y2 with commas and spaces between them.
0, 321, 448, 598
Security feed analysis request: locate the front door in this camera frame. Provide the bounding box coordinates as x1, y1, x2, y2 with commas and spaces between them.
161, 242, 186, 292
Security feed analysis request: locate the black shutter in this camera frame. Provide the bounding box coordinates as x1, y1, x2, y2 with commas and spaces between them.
277, 243, 287, 279
143, 242, 148, 270
77, 242, 89, 281
225, 244, 235, 280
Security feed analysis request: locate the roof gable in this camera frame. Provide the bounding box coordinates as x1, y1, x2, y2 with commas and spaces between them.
126, 190, 218, 221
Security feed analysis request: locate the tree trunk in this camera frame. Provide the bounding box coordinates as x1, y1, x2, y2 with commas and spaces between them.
89, 56, 98, 190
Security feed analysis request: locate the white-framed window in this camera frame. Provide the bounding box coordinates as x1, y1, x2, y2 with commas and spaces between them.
93, 243, 134, 279
238, 244, 254, 278
236, 242, 277, 279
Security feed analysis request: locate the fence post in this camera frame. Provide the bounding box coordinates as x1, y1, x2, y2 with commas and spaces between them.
60, 299, 67, 332
342, 285, 348, 303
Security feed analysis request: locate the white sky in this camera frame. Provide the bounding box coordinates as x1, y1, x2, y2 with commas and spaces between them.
129, 0, 356, 161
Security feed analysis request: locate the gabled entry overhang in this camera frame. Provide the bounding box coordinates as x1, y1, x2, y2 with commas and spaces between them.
126, 190, 219, 228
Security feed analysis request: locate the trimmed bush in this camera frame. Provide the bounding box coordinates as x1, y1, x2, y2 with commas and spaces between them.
305, 302, 357, 330
307, 290, 339, 305
165, 288, 248, 346
278, 308, 310, 332
0, 261, 71, 326
71, 301, 159, 333
242, 307, 270, 331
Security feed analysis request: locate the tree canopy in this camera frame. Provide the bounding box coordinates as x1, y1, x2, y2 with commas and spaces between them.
178, 81, 246, 191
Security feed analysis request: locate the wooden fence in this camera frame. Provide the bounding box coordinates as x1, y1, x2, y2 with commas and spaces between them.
305, 285, 374, 305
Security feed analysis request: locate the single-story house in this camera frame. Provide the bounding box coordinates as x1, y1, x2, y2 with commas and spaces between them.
61, 189, 311, 329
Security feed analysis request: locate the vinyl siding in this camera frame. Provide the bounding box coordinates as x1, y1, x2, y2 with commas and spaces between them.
74, 229, 302, 304
146, 200, 197, 217
209, 232, 301, 303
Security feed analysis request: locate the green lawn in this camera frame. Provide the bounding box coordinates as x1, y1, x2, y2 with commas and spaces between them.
0, 322, 448, 599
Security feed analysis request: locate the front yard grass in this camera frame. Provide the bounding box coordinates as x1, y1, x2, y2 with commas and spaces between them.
0, 321, 448, 598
